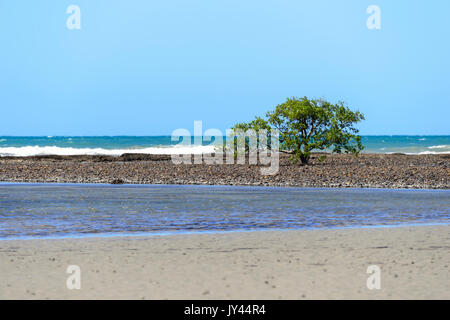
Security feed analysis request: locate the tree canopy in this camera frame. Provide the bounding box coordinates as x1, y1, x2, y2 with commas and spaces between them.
233, 96, 365, 164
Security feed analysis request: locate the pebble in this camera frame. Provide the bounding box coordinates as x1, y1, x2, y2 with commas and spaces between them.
0, 153, 448, 189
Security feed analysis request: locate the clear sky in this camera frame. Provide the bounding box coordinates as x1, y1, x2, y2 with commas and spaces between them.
0, 0, 449, 136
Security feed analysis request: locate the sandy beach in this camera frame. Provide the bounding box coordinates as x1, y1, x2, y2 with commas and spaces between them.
0, 225, 448, 299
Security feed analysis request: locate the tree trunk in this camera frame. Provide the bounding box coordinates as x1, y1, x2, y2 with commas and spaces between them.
299, 153, 310, 165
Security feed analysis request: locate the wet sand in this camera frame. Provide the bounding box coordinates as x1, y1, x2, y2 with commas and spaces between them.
0, 225, 449, 299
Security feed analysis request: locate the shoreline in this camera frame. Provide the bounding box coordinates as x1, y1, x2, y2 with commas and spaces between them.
3, 180, 450, 190
0, 153, 449, 189
1, 221, 448, 242
1, 225, 448, 299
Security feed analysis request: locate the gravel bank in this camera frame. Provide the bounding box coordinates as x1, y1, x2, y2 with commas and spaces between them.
0, 153, 449, 189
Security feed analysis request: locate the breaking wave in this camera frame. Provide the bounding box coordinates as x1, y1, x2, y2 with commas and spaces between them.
0, 145, 216, 157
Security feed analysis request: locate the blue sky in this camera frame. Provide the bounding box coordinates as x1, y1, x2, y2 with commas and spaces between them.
0, 0, 449, 136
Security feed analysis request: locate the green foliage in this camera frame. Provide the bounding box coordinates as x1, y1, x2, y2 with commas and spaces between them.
229, 116, 272, 155
233, 116, 271, 132
233, 96, 365, 164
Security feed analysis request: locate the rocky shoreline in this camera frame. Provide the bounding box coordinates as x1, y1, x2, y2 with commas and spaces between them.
0, 153, 449, 189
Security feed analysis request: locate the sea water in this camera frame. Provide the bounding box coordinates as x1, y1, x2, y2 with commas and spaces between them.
0, 184, 448, 240
1, 135, 450, 156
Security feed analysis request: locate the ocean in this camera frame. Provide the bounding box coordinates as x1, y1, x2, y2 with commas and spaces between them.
0, 135, 450, 156
0, 184, 449, 240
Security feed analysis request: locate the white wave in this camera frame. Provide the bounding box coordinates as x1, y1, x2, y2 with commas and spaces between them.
428, 145, 450, 149
0, 139, 6, 142
415, 151, 450, 155
384, 150, 450, 155
0, 145, 216, 157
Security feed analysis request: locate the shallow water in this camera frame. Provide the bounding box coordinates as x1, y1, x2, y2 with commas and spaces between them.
0, 184, 449, 240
